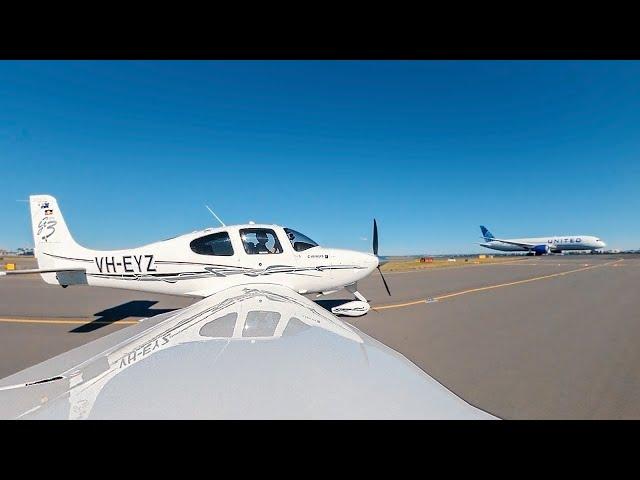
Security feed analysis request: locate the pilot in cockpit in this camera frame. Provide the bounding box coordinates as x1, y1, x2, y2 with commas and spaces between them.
255, 231, 273, 254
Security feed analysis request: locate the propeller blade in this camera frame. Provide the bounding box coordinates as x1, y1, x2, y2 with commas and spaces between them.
372, 218, 388, 294
378, 267, 391, 296
373, 219, 379, 256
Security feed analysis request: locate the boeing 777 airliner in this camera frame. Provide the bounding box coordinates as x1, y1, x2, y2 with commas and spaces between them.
479, 226, 606, 255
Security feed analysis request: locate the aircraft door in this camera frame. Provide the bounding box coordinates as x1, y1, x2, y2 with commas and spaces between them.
238, 227, 291, 272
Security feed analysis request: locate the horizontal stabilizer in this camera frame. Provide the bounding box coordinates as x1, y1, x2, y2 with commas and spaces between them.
0, 268, 86, 277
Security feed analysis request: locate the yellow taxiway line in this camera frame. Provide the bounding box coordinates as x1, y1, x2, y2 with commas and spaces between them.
373, 259, 623, 312
0, 259, 624, 322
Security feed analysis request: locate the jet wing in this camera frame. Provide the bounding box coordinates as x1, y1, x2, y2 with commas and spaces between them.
486, 237, 536, 249
0, 283, 496, 419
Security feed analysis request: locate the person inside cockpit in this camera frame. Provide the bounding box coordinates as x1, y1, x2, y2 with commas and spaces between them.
255, 231, 272, 254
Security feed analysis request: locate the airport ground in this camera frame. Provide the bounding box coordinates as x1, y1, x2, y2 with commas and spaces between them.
1, 254, 639, 419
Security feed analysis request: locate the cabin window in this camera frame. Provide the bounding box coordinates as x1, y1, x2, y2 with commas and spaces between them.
283, 227, 319, 252
240, 228, 283, 254
190, 232, 234, 256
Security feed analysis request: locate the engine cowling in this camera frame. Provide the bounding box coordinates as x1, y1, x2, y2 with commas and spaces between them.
532, 244, 550, 255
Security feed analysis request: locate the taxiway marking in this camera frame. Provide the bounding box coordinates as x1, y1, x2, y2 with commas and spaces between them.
373, 259, 623, 311
0, 259, 624, 321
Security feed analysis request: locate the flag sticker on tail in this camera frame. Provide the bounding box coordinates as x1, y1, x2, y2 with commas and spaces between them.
480, 225, 495, 241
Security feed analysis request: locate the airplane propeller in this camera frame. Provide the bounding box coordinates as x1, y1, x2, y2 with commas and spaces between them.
373, 219, 391, 296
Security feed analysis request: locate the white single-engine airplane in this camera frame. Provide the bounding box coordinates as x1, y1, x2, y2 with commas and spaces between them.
0, 195, 496, 419
479, 225, 606, 255
3, 195, 393, 317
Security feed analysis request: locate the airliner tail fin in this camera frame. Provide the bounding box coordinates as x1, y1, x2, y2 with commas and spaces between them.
480, 225, 495, 242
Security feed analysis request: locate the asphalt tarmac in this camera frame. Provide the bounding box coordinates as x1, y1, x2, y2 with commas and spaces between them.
1, 254, 638, 419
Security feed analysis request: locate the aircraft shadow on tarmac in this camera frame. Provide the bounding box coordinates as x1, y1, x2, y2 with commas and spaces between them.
72, 299, 348, 334
71, 300, 178, 334
314, 299, 352, 312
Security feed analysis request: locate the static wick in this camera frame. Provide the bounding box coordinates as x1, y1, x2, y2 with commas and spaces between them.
205, 205, 226, 227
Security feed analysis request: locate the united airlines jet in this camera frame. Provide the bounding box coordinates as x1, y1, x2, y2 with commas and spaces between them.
479, 226, 606, 255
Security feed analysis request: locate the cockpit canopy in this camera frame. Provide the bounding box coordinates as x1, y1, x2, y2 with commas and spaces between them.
284, 228, 319, 252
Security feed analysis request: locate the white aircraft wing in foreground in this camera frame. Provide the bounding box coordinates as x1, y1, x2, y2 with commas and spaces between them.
0, 283, 495, 419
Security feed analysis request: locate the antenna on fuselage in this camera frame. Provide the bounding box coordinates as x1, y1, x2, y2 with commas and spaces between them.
205, 205, 226, 227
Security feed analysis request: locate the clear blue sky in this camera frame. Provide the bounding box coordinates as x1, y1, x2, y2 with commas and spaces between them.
1, 61, 639, 254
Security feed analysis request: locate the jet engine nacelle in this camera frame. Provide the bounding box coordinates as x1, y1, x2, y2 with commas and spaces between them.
532, 244, 551, 256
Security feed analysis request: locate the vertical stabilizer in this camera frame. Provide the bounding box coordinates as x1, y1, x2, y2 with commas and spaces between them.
29, 194, 87, 284
480, 225, 495, 242
29, 195, 79, 247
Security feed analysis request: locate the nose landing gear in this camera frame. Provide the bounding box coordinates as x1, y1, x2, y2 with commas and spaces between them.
331, 300, 371, 317
330, 283, 371, 317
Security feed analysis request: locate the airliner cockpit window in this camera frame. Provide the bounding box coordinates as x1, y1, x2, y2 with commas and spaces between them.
240, 228, 283, 254
284, 228, 319, 252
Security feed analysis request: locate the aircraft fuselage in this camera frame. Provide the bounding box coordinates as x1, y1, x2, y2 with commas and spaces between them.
480, 235, 605, 253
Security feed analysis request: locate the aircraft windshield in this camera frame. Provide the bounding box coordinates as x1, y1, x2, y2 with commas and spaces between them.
284, 228, 319, 252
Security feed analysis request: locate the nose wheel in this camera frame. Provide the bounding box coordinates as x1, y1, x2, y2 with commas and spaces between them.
331, 299, 371, 317
331, 284, 371, 317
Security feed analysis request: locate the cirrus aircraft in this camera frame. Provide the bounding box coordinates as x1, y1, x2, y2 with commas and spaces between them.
3, 195, 392, 317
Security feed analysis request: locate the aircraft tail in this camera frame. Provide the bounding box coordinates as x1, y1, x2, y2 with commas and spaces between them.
480, 225, 495, 242
29, 194, 89, 284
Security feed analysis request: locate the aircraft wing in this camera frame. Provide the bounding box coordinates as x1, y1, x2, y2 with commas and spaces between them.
487, 238, 536, 249
0, 283, 496, 419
